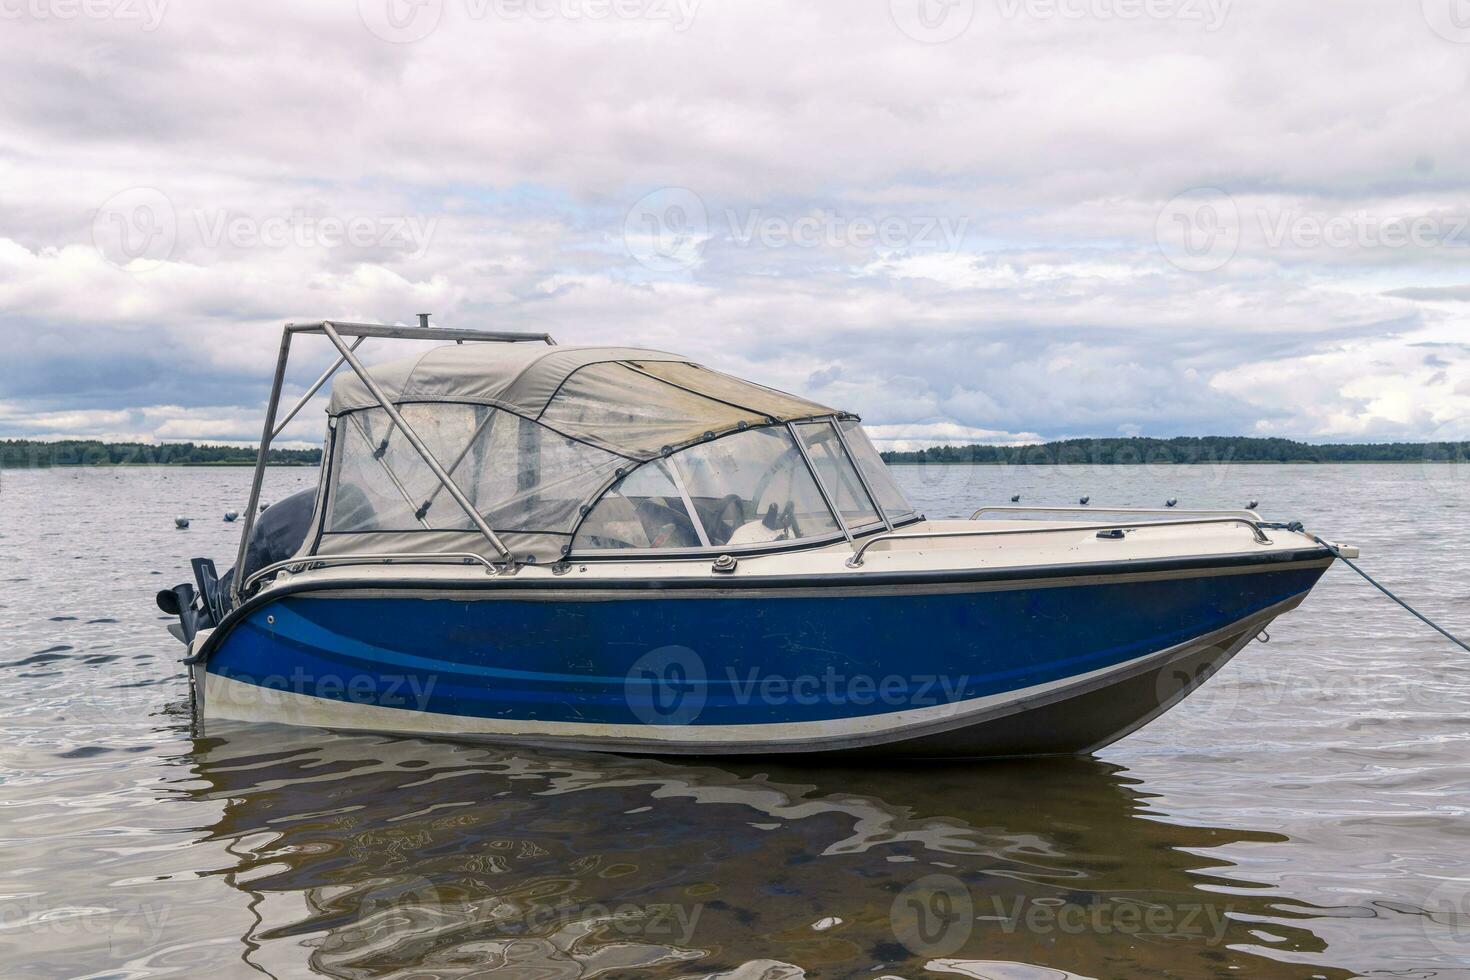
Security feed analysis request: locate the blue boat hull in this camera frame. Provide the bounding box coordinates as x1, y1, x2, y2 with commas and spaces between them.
195, 558, 1330, 757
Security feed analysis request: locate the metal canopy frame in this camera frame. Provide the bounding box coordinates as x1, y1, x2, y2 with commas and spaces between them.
231, 320, 555, 603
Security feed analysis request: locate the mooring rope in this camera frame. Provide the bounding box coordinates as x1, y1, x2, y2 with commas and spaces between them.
1312, 535, 1470, 655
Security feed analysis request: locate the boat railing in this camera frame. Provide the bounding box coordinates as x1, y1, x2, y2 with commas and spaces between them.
845, 516, 1275, 568
970, 505, 1263, 520
243, 552, 504, 592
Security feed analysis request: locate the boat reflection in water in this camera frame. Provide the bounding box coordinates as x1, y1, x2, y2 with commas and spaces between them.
188, 725, 1352, 979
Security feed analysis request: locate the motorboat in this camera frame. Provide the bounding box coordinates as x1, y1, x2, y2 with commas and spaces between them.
159, 320, 1353, 759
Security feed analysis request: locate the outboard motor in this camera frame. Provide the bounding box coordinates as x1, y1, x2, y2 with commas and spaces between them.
158, 488, 318, 645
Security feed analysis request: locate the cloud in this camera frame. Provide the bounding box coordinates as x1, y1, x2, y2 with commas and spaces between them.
0, 0, 1468, 446
1385, 285, 1470, 302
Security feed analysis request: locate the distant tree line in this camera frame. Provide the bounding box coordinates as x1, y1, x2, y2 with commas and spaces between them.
0, 440, 321, 468
880, 436, 1470, 465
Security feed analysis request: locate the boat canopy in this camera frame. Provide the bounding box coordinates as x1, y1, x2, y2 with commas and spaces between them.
309, 344, 915, 564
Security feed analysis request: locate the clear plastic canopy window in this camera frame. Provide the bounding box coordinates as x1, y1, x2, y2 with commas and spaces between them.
313, 350, 917, 562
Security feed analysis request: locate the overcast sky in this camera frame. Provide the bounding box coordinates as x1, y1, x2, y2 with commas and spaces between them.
1, 0, 1469, 450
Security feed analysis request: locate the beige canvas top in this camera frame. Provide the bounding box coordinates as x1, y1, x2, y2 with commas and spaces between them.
327, 344, 839, 457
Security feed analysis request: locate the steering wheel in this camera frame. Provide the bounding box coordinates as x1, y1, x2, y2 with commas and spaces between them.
708, 493, 748, 543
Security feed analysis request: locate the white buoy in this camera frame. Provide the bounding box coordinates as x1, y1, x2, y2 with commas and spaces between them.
1247, 499, 1259, 509
259, 503, 270, 513
174, 516, 190, 529
223, 510, 239, 522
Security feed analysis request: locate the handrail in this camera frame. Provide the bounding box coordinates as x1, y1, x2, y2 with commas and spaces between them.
971, 505, 1263, 521
845, 517, 1275, 568
286, 321, 555, 344
244, 552, 502, 592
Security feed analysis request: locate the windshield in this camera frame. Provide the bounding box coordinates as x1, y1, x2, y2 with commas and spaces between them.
836, 418, 915, 522
573, 426, 841, 551
795, 421, 883, 528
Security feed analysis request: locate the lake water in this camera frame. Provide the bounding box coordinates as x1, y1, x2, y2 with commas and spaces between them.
2, 463, 1469, 979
